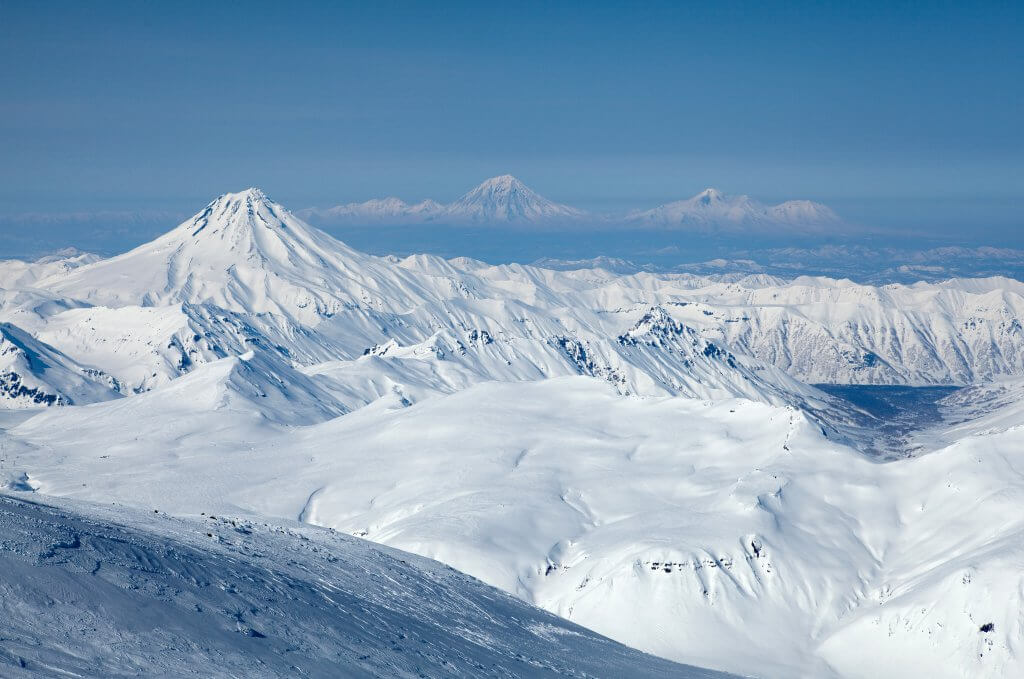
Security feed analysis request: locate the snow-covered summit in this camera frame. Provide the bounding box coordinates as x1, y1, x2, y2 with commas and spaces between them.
178, 187, 307, 246
444, 174, 587, 223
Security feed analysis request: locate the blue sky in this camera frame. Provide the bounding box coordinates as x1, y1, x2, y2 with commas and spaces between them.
0, 0, 1021, 252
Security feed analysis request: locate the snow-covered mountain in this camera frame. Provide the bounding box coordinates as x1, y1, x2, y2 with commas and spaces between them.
302, 175, 587, 225
444, 174, 587, 223
3, 188, 845, 413
40, 187, 453, 321
447, 262, 1024, 385
626, 187, 840, 232
4, 186, 1024, 677
3, 186, 1022, 399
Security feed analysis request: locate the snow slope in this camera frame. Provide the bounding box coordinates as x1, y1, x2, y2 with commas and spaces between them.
0, 248, 102, 289
0, 493, 724, 678
0, 323, 120, 407
7, 370, 1024, 678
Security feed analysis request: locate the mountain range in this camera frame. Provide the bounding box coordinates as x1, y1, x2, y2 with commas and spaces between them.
3, 187, 1024, 678
300, 175, 840, 231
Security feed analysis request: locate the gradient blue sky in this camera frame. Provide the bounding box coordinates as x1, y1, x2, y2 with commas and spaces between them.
1, 0, 1021, 243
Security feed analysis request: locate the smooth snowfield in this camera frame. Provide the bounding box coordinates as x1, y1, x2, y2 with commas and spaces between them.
0, 493, 722, 679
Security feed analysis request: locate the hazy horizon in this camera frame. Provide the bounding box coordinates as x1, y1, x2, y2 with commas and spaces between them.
2, 0, 1020, 252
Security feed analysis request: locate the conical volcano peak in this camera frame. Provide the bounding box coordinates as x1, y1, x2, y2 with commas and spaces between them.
224, 187, 269, 202
46, 188, 380, 319
210, 187, 277, 217
446, 175, 585, 222
183, 187, 296, 241
461, 175, 533, 201
695, 188, 725, 204
202, 187, 273, 215
478, 174, 526, 190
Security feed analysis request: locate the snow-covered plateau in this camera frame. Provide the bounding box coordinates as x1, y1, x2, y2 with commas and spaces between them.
2, 188, 1024, 678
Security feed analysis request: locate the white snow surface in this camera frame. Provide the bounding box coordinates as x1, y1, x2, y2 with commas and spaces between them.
0, 322, 120, 407
6, 371, 1024, 678
0, 248, 101, 289
2, 187, 1024, 677
0, 492, 721, 678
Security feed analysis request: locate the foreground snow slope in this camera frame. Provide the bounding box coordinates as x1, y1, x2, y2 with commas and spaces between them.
7, 368, 1024, 678
0, 493, 721, 679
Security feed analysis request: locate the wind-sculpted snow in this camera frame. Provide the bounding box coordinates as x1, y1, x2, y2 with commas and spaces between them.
0, 493, 720, 678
